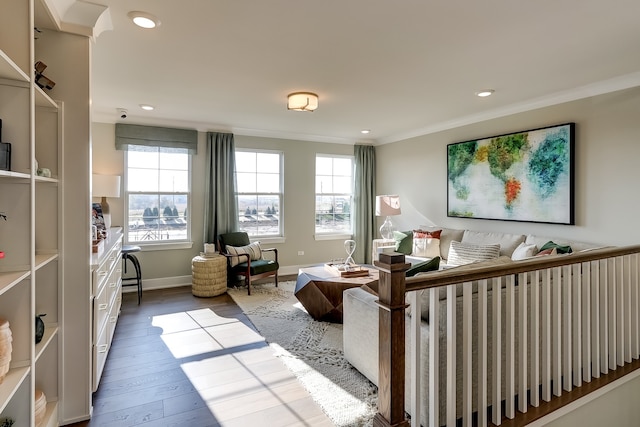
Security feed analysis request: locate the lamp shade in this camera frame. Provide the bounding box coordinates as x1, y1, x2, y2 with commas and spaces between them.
287, 92, 318, 112
375, 195, 401, 217
92, 174, 121, 198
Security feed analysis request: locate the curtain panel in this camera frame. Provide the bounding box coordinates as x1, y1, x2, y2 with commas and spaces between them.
354, 144, 376, 264
204, 132, 239, 246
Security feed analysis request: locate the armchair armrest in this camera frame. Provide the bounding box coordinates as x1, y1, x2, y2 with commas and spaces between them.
261, 247, 278, 263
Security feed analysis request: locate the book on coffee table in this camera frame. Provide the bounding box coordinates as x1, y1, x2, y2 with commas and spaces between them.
324, 263, 369, 278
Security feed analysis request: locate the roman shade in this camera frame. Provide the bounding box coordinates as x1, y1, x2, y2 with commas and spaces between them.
115, 123, 198, 154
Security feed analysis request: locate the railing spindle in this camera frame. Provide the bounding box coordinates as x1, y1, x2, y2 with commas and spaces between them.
506, 275, 515, 419
553, 267, 562, 396
446, 285, 456, 427
608, 258, 617, 370
492, 277, 502, 425
463, 282, 473, 426
518, 272, 528, 413
572, 263, 582, 387
582, 262, 592, 382
428, 287, 439, 427
409, 290, 420, 427
531, 270, 540, 407
562, 265, 573, 392
478, 279, 488, 427
542, 268, 552, 402
591, 260, 601, 379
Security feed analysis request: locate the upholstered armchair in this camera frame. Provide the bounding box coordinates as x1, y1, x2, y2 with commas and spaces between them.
218, 232, 279, 295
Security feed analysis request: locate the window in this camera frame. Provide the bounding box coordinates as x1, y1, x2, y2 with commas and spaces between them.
125, 145, 191, 245
235, 150, 283, 237
315, 155, 353, 236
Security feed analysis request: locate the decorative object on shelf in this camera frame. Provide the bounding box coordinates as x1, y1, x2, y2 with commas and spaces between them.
92, 174, 121, 230
36, 168, 51, 177
0, 318, 12, 384
344, 239, 356, 266
35, 314, 46, 344
0, 119, 8, 171
0, 418, 14, 427
447, 122, 575, 224
34, 61, 56, 90
375, 195, 401, 240
35, 389, 47, 427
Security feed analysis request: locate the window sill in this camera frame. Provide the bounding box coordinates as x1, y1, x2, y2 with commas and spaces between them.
134, 241, 194, 251
251, 236, 286, 245
314, 233, 353, 241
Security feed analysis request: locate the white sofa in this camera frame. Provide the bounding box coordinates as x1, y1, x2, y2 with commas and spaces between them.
347, 227, 602, 425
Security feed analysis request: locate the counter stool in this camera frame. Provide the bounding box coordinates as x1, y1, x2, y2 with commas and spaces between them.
122, 245, 142, 304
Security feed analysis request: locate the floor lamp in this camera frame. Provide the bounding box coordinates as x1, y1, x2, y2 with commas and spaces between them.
375, 195, 401, 240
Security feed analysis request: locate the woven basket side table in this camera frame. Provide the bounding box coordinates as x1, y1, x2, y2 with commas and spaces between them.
191, 254, 227, 297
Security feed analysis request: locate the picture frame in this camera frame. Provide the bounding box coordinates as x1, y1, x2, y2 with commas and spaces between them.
447, 122, 575, 224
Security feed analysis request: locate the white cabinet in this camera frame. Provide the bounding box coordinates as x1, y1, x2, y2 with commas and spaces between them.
90, 228, 123, 391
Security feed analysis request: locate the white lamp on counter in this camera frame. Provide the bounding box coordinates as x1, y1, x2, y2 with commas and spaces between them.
93, 174, 121, 230
375, 195, 401, 240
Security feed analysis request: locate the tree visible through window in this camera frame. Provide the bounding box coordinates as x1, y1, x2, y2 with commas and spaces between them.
315, 155, 353, 235
235, 150, 283, 237
125, 145, 190, 244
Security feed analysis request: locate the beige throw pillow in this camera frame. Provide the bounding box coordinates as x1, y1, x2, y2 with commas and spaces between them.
447, 241, 500, 266
227, 241, 262, 267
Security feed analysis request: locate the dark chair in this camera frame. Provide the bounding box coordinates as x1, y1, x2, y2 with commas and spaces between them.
218, 232, 278, 295
122, 245, 142, 304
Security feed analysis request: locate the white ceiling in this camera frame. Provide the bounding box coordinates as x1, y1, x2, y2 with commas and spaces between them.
78, 0, 640, 144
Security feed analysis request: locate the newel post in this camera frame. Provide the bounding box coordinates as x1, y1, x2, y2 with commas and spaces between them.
374, 253, 410, 427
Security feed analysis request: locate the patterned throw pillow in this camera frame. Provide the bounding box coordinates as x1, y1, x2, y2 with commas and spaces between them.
447, 241, 500, 266
227, 242, 262, 267
412, 229, 442, 258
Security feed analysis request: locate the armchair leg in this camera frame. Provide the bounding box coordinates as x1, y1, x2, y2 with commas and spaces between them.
246, 274, 251, 295
275, 272, 278, 288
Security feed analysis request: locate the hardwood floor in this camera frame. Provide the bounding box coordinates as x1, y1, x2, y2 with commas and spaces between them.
67, 283, 334, 427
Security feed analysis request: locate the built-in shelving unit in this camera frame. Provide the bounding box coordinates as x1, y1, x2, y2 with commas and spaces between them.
0, 0, 63, 425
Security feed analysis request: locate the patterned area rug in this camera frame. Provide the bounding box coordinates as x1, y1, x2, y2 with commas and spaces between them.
228, 281, 377, 427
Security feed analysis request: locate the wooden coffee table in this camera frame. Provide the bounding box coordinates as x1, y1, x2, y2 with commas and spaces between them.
294, 265, 379, 323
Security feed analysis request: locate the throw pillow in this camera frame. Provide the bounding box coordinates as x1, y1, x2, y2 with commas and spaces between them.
412, 229, 442, 258
535, 247, 558, 257
540, 241, 573, 254
511, 242, 539, 260
227, 241, 262, 267
406, 256, 440, 277
447, 241, 500, 266
393, 230, 413, 255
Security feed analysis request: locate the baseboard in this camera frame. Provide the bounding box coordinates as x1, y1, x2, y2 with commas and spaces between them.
122, 264, 310, 294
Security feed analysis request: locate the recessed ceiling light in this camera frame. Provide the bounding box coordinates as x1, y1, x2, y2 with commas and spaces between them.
476, 89, 495, 97
140, 104, 155, 111
361, 130, 370, 134
128, 11, 160, 29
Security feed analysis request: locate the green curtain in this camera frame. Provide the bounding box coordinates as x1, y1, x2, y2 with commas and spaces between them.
353, 144, 376, 264
204, 132, 239, 246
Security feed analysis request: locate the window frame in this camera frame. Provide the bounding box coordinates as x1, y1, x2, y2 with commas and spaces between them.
314, 153, 354, 240
123, 145, 193, 250
234, 148, 284, 240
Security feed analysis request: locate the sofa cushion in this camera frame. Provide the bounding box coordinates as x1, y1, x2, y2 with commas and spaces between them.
419, 226, 464, 261
406, 257, 440, 277
412, 229, 441, 258
524, 234, 599, 253
226, 241, 262, 267
393, 230, 413, 255
461, 230, 526, 258
447, 241, 501, 267
511, 242, 538, 260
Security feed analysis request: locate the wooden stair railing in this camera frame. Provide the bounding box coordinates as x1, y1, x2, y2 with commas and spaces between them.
374, 246, 640, 427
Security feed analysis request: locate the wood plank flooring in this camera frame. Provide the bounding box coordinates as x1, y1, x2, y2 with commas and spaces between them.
67, 283, 334, 427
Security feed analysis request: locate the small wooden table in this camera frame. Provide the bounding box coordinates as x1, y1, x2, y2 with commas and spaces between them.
294, 265, 379, 323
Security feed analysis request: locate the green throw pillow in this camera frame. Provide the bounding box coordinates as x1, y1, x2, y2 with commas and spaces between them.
540, 240, 573, 254
406, 257, 441, 277
393, 230, 413, 255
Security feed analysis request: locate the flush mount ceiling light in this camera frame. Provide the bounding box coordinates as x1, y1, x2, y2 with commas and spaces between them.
128, 11, 160, 29
476, 89, 495, 97
287, 92, 318, 112
139, 104, 155, 111
361, 129, 370, 134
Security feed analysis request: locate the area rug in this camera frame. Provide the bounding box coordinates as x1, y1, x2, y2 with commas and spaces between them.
228, 281, 377, 427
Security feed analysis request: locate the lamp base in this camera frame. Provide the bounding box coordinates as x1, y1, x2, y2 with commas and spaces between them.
101, 196, 111, 231
379, 216, 395, 240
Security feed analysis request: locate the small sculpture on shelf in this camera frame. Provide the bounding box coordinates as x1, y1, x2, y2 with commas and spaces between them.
34, 61, 56, 91
0, 418, 14, 427
35, 314, 46, 344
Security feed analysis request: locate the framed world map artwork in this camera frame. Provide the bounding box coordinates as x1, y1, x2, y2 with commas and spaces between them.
447, 123, 575, 224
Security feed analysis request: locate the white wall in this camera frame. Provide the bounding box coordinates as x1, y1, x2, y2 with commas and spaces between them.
376, 87, 640, 247
91, 125, 357, 280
